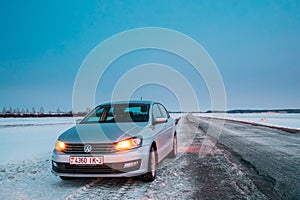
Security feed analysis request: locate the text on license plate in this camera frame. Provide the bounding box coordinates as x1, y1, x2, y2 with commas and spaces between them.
69, 156, 103, 165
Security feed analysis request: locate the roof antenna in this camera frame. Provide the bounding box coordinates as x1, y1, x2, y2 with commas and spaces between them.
140, 96, 143, 101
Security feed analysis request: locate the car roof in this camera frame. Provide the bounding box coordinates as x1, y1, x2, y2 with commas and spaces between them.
99, 100, 155, 106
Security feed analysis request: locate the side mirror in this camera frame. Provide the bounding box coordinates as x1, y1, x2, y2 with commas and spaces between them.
152, 117, 167, 125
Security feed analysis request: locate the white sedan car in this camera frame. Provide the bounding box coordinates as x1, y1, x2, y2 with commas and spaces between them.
51, 101, 177, 182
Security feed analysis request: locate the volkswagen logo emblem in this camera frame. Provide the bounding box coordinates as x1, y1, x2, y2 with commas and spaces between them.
84, 144, 92, 153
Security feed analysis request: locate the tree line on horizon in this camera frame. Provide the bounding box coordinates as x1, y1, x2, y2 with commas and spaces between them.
0, 106, 88, 118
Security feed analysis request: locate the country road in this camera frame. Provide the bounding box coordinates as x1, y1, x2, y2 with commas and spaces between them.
0, 115, 299, 199
191, 115, 300, 200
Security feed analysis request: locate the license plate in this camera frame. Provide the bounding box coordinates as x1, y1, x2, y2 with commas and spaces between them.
69, 156, 103, 165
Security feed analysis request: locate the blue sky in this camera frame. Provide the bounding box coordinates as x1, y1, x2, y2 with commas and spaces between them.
0, 0, 300, 112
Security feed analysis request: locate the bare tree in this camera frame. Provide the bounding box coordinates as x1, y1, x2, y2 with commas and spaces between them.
40, 107, 44, 114
2, 107, 6, 114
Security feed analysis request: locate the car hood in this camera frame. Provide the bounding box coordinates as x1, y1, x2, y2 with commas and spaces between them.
58, 122, 148, 143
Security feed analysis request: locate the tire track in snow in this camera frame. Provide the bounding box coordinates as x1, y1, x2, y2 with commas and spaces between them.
111, 178, 145, 200
69, 178, 134, 200
64, 178, 103, 200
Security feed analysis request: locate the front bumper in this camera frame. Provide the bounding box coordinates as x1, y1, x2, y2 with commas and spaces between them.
51, 145, 149, 178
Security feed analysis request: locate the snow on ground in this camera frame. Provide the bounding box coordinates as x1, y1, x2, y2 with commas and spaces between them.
0, 117, 76, 127
0, 117, 76, 165
194, 113, 300, 130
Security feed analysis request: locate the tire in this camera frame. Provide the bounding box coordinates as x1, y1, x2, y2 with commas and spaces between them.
59, 176, 73, 181
169, 134, 177, 158
142, 146, 157, 182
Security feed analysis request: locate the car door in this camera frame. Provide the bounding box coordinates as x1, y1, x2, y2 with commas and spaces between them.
151, 103, 168, 161
158, 104, 174, 155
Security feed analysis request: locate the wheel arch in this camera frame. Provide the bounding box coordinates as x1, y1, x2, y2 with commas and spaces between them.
150, 141, 158, 163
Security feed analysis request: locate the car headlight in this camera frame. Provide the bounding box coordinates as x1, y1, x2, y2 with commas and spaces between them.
55, 140, 66, 152
115, 137, 142, 151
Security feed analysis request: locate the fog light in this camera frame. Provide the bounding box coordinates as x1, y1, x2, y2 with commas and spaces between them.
123, 161, 139, 168
52, 161, 58, 167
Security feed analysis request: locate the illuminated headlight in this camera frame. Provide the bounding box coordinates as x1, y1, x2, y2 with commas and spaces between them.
55, 140, 66, 152
115, 137, 142, 151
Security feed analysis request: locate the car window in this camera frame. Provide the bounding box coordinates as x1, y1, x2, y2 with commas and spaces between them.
83, 107, 105, 123
158, 104, 169, 118
152, 104, 162, 119
105, 107, 114, 121
82, 104, 150, 123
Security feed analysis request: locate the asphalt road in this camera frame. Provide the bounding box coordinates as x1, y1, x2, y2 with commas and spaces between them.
192, 116, 300, 199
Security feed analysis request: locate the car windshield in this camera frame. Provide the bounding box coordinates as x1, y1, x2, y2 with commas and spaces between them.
81, 103, 150, 123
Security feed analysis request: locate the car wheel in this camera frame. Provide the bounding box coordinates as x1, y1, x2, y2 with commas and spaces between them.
142, 146, 157, 182
169, 134, 177, 158
59, 176, 73, 181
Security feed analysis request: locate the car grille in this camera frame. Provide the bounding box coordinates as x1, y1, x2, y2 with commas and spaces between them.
63, 143, 116, 154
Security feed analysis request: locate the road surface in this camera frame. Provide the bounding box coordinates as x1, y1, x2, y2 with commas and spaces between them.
191, 115, 300, 199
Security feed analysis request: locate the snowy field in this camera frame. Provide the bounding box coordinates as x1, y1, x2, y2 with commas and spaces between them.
194, 113, 300, 130
0, 117, 76, 165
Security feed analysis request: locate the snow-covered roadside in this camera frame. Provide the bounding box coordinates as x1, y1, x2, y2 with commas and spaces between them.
0, 158, 96, 200
0, 119, 78, 199
0, 118, 76, 165
194, 113, 300, 130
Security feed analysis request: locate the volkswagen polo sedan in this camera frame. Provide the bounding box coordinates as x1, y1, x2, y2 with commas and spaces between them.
51, 101, 177, 182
